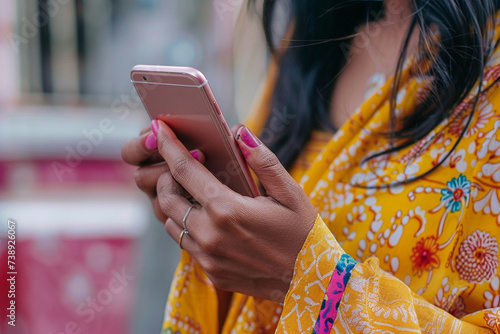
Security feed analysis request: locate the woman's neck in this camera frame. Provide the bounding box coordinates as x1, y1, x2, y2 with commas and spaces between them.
328, 0, 418, 128
383, 0, 413, 25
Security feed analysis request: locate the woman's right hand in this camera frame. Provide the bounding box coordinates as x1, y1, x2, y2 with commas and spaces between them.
121, 121, 202, 223
122, 122, 230, 331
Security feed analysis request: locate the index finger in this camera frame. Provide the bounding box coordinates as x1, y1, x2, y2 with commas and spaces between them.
155, 120, 232, 207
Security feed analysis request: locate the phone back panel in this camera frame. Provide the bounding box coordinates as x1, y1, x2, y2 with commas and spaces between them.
131, 65, 259, 197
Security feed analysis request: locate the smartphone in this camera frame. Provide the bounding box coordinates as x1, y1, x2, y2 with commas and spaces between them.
131, 65, 260, 197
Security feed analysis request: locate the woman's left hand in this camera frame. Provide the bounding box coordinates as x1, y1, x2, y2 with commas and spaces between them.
155, 120, 317, 303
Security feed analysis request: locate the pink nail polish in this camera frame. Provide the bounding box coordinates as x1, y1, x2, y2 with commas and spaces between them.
151, 119, 159, 137
145, 133, 157, 150
239, 126, 261, 148
191, 151, 200, 161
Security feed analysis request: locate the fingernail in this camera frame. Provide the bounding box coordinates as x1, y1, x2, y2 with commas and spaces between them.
191, 151, 200, 161
145, 133, 158, 150
238, 126, 261, 148
151, 119, 159, 137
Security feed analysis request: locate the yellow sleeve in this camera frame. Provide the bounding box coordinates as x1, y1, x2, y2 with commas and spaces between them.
162, 251, 219, 333
276, 215, 497, 333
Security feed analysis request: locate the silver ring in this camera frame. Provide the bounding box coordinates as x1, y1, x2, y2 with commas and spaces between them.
178, 229, 188, 249
182, 205, 196, 232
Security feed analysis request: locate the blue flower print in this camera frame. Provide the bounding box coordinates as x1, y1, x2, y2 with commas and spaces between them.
440, 174, 471, 213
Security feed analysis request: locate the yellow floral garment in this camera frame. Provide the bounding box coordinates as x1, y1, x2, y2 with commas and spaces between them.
161, 22, 500, 334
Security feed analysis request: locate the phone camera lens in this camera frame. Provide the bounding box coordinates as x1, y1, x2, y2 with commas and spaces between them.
143, 76, 147, 81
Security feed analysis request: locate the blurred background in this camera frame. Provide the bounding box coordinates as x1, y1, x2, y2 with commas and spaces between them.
0, 0, 268, 333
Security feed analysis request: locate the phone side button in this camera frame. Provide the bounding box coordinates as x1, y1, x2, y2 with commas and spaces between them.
222, 121, 232, 137
213, 100, 221, 115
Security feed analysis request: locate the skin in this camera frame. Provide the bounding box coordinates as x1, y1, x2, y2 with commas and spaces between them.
331, 0, 417, 127
122, 0, 415, 328
122, 122, 317, 303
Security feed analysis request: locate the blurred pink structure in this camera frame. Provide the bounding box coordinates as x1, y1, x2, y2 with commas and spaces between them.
0, 157, 147, 334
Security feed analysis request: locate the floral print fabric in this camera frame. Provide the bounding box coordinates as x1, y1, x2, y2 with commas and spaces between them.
456, 230, 499, 284
161, 15, 500, 334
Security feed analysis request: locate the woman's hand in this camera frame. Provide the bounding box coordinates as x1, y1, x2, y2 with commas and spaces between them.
154, 120, 317, 303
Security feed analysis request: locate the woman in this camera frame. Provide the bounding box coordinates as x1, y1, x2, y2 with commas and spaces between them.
123, 0, 500, 332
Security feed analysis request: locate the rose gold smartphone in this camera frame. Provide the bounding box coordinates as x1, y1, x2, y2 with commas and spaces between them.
131, 65, 260, 197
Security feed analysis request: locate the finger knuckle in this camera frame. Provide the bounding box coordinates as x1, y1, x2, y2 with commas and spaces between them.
255, 150, 281, 174
203, 260, 218, 277
200, 237, 220, 256
170, 156, 192, 184
202, 261, 225, 283
155, 173, 169, 195
206, 200, 238, 227
197, 232, 224, 256
283, 181, 305, 204
134, 168, 148, 191
158, 195, 177, 215
156, 134, 170, 151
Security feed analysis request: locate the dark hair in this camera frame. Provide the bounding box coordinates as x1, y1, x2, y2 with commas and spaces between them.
255, 0, 500, 182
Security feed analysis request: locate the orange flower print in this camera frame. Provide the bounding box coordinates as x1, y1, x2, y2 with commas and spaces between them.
484, 309, 500, 332
484, 63, 500, 82
411, 236, 440, 277
456, 231, 499, 284
447, 296, 467, 318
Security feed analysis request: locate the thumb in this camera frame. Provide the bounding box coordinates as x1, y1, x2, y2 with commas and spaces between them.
236, 126, 301, 206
